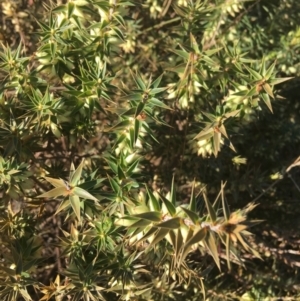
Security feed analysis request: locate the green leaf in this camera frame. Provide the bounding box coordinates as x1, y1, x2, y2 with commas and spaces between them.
180, 227, 207, 264
213, 130, 221, 157
151, 73, 164, 88
221, 182, 230, 221
70, 194, 81, 221
180, 206, 199, 224
131, 70, 146, 91
73, 187, 99, 202
155, 217, 181, 229
146, 186, 160, 211
117, 165, 126, 180
263, 83, 274, 98
115, 217, 139, 227
218, 124, 228, 139
149, 98, 172, 110
175, 228, 184, 258
225, 234, 231, 270
107, 175, 120, 193
67, 1, 75, 18
19, 289, 32, 301
170, 49, 190, 60
189, 180, 196, 212
261, 93, 273, 113
51, 5, 67, 13
158, 192, 176, 216
149, 228, 170, 246
134, 102, 145, 118
37, 187, 67, 198
149, 87, 168, 95
134, 119, 141, 146
268, 77, 293, 86
105, 120, 131, 132
16, 254, 23, 275
129, 219, 152, 228
203, 193, 216, 222
235, 232, 262, 259
136, 226, 157, 244
170, 175, 176, 206
70, 159, 84, 186
244, 65, 262, 80
204, 231, 220, 270
264, 60, 276, 80
44, 177, 66, 188
55, 199, 70, 215
132, 211, 162, 222
194, 127, 214, 141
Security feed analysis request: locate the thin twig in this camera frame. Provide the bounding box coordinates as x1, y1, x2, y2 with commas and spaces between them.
252, 156, 300, 203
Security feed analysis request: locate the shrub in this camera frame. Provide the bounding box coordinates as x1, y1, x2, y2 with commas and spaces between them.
0, 0, 298, 300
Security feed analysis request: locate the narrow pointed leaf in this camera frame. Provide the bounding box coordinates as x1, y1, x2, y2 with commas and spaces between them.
245, 65, 262, 80
70, 160, 84, 186
129, 126, 135, 149
189, 180, 196, 211
67, 1, 75, 18
132, 211, 162, 222
117, 165, 126, 180
107, 175, 119, 193
259, 56, 267, 76
115, 217, 139, 227
158, 192, 176, 216
136, 226, 157, 244
264, 61, 276, 79
131, 70, 146, 91
168, 229, 176, 248
44, 177, 66, 188
129, 219, 152, 228
261, 93, 273, 113
194, 128, 214, 141
134, 102, 145, 118
235, 232, 262, 259
170, 175, 176, 205
202, 111, 217, 122
212, 185, 223, 209
180, 227, 207, 264
184, 227, 207, 249
73, 187, 99, 202
224, 109, 241, 118
146, 185, 160, 211
204, 231, 220, 270
16, 254, 23, 275
55, 199, 70, 215
149, 98, 172, 110
213, 130, 220, 156
149, 228, 169, 246
263, 83, 274, 98
170, 49, 190, 60
221, 182, 230, 221
134, 119, 141, 145
149, 87, 168, 95
175, 228, 184, 257
218, 124, 228, 139
151, 73, 164, 88
37, 187, 67, 198
156, 217, 181, 229
180, 206, 198, 224
225, 234, 231, 270
269, 77, 293, 86
105, 120, 131, 132
70, 194, 81, 221
203, 193, 216, 222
